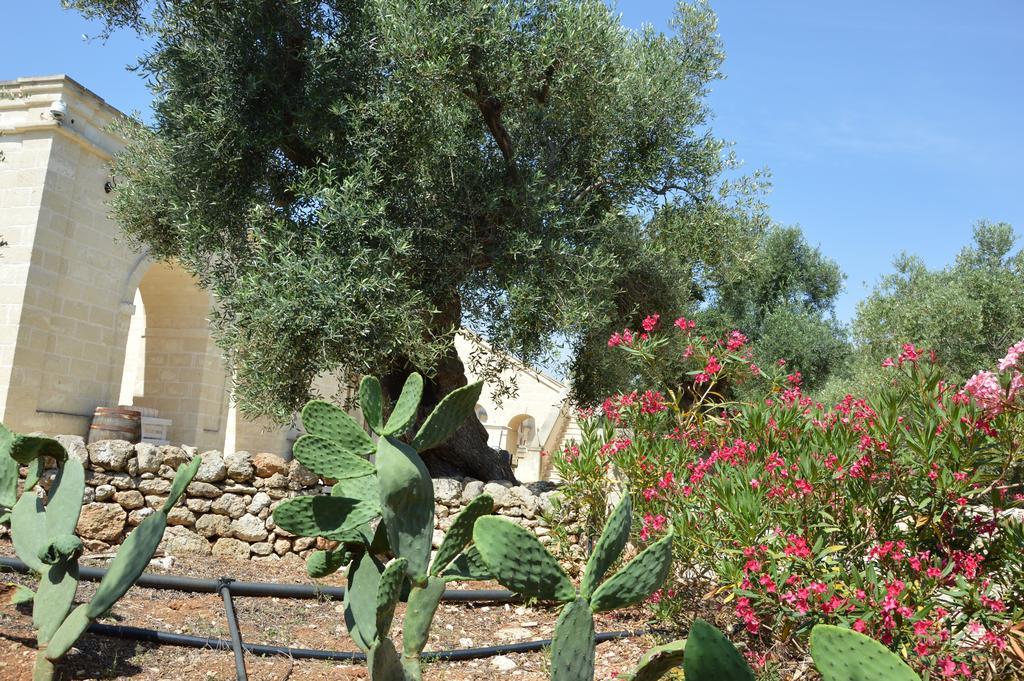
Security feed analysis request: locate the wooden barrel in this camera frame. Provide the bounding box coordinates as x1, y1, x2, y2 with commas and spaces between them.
88, 407, 142, 444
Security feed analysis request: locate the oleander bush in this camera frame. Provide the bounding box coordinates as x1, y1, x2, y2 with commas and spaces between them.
554, 316, 1024, 679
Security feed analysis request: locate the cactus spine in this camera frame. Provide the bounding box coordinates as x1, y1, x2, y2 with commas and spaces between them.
1, 426, 200, 681
272, 373, 495, 680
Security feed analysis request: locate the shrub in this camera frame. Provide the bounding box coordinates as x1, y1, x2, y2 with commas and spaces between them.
554, 316, 1024, 679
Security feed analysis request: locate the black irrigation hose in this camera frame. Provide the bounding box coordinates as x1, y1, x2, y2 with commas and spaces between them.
0, 556, 518, 603
218, 579, 248, 681
86, 622, 658, 662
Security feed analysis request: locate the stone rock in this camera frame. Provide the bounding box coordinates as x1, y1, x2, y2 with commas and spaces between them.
138, 478, 171, 495
196, 513, 232, 538
160, 446, 191, 469
265, 487, 289, 500
82, 539, 111, 553
260, 473, 289, 489
88, 440, 133, 472
483, 482, 513, 508
433, 478, 463, 505
109, 473, 134, 490
158, 464, 178, 480
162, 526, 211, 557
145, 495, 167, 510
223, 484, 258, 495
94, 484, 116, 502
224, 451, 255, 482
128, 507, 155, 526
273, 539, 291, 556
167, 507, 196, 527
253, 453, 288, 478
82, 487, 95, 504
114, 490, 145, 510
125, 457, 139, 477
77, 503, 126, 543
186, 498, 212, 513
194, 451, 227, 483
461, 480, 485, 504
212, 537, 251, 560
135, 443, 163, 473
232, 513, 268, 542
212, 493, 247, 519
250, 542, 273, 557
187, 481, 221, 498
496, 626, 533, 642
293, 536, 316, 552
247, 492, 272, 515
432, 529, 445, 549
55, 435, 88, 465
490, 656, 517, 672
85, 470, 111, 486
288, 459, 319, 488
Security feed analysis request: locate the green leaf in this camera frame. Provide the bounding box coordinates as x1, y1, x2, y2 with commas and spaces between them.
430, 494, 493, 576
301, 400, 374, 456
359, 375, 384, 434
376, 557, 409, 641
382, 372, 423, 436
11, 489, 46, 573
440, 546, 492, 582
331, 474, 381, 511
580, 494, 632, 599
34, 562, 79, 645
344, 551, 384, 652
0, 427, 66, 466
87, 512, 168, 618
0, 440, 18, 509
293, 434, 376, 480
8, 583, 34, 605
683, 620, 755, 681
306, 547, 352, 579
412, 381, 483, 452
590, 530, 674, 612
473, 516, 575, 601
44, 603, 90, 661
628, 639, 686, 681
45, 458, 85, 537
810, 624, 921, 681
403, 577, 445, 659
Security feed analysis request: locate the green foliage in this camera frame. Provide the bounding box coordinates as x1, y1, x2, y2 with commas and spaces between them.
851, 221, 1024, 388
621, 639, 685, 681
549, 599, 595, 681
473, 516, 577, 602
579, 494, 632, 599
67, 0, 735, 421
1, 426, 199, 680
589, 532, 674, 612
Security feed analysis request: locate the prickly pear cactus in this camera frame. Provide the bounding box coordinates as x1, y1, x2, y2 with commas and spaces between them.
683, 619, 755, 681
272, 373, 493, 681
620, 639, 685, 681
810, 624, 921, 681
472, 494, 675, 681
2, 426, 201, 681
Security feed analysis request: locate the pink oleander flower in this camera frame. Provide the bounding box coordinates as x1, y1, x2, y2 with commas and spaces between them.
641, 313, 660, 332
963, 370, 1003, 413
998, 338, 1024, 371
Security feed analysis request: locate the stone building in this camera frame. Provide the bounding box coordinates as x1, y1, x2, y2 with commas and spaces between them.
0, 75, 574, 481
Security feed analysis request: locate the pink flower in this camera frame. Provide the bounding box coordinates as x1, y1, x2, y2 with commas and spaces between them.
882, 357, 896, 368
962, 370, 1003, 414
998, 339, 1024, 371
852, 619, 868, 633
641, 314, 660, 332
674, 317, 696, 332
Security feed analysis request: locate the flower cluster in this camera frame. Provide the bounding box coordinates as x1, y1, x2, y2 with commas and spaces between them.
555, 325, 1024, 679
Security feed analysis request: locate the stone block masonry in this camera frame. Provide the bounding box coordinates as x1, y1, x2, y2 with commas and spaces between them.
1, 435, 563, 564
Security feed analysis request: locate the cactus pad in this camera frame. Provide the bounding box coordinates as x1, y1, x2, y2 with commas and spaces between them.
332, 474, 381, 511
45, 458, 85, 537
590, 531, 674, 612
293, 434, 376, 479
683, 620, 755, 681
550, 598, 596, 681
0, 445, 18, 511
810, 624, 921, 681
473, 516, 575, 601
11, 491, 46, 573
38, 535, 83, 565
403, 577, 445, 659
44, 603, 90, 661
86, 512, 167, 618
0, 426, 66, 465
163, 457, 202, 512
34, 562, 78, 645
301, 400, 375, 456
375, 557, 409, 640
345, 551, 384, 652
580, 493, 632, 599
368, 638, 404, 681
360, 376, 385, 433
411, 381, 483, 452
273, 495, 379, 540
429, 494, 493, 576
627, 639, 686, 681
306, 547, 352, 579
439, 546, 492, 582
382, 373, 423, 436
375, 437, 434, 577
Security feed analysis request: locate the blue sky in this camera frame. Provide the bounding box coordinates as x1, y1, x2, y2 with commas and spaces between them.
4, 1, 1022, 322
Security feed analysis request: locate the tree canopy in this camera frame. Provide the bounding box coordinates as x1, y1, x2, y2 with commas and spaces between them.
72, 0, 732, 419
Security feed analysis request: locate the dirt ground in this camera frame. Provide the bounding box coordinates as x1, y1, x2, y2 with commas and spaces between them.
0, 543, 666, 681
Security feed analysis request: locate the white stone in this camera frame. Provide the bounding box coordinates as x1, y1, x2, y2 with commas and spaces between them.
232, 513, 268, 542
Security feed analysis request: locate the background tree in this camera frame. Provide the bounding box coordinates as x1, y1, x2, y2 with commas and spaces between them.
848, 221, 1024, 387
67, 0, 733, 479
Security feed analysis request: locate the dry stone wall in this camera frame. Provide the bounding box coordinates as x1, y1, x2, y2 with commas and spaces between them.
3, 435, 562, 564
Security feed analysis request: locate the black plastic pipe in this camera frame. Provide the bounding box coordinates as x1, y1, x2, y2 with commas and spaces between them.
86, 622, 656, 662
218, 579, 248, 681
0, 556, 517, 602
